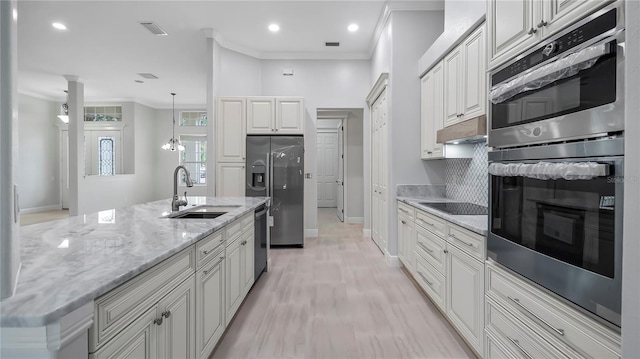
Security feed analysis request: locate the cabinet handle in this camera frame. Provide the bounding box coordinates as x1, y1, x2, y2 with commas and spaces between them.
417, 242, 434, 253
537, 20, 548, 28
401, 220, 407, 225
508, 296, 565, 336
443, 249, 448, 254
162, 310, 171, 319
204, 255, 226, 275
417, 271, 433, 286
203, 249, 211, 255
418, 218, 434, 227
241, 240, 247, 245
399, 207, 410, 214
508, 337, 533, 359
449, 233, 473, 247
154, 317, 163, 326
427, 151, 433, 154
527, 27, 537, 35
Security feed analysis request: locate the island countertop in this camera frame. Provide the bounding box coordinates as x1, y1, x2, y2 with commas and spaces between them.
1, 196, 269, 327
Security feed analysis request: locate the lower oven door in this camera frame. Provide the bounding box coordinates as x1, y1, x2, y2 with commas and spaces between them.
487, 154, 623, 327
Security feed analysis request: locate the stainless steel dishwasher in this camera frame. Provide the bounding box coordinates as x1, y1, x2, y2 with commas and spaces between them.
254, 204, 268, 280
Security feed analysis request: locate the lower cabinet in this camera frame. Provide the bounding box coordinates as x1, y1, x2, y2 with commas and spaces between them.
226, 226, 255, 325
195, 255, 226, 359
241, 229, 255, 296
216, 163, 246, 197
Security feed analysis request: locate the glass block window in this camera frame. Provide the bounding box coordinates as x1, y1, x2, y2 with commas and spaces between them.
85, 106, 122, 121
180, 135, 206, 185
180, 111, 207, 127
98, 136, 116, 175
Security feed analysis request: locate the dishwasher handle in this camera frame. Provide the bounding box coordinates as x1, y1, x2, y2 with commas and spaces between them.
255, 205, 268, 218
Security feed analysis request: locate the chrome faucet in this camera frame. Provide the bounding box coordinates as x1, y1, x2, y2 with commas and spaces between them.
172, 165, 194, 211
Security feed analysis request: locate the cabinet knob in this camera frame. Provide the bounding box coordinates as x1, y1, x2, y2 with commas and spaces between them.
203, 250, 210, 255
527, 27, 537, 35
444, 249, 449, 254
162, 310, 171, 319
427, 151, 433, 154
154, 317, 163, 326
401, 220, 406, 225
537, 20, 548, 28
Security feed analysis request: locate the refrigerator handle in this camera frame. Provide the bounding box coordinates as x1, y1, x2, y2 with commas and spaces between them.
267, 152, 272, 197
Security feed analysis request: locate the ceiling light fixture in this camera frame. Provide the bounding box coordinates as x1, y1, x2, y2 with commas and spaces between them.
57, 90, 69, 123
348, 24, 359, 32
13, 9, 17, 21
52, 22, 67, 30
268, 24, 280, 32
162, 93, 185, 152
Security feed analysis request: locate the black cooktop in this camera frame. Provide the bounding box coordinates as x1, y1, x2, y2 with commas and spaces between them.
418, 202, 488, 216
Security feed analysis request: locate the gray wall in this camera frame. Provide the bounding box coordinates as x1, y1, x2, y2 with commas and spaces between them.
18, 94, 60, 210
346, 110, 364, 220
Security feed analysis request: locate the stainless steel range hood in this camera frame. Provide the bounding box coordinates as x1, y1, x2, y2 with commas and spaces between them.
436, 115, 487, 144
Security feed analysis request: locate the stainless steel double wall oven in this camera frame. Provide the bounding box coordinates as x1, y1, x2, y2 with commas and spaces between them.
487, 2, 625, 327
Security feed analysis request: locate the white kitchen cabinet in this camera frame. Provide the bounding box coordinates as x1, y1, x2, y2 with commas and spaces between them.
488, 0, 611, 69
241, 229, 255, 296
90, 307, 158, 359
225, 236, 243, 325
444, 24, 487, 127
275, 98, 305, 134
195, 255, 226, 359
216, 98, 246, 163
446, 244, 484, 354
216, 162, 245, 197
397, 212, 415, 272
157, 276, 196, 359
247, 98, 275, 135
420, 61, 445, 160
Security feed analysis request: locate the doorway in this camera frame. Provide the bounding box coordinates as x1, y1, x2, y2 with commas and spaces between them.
316, 119, 342, 219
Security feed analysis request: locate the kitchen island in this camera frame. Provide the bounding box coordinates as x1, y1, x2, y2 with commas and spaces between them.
1, 196, 269, 358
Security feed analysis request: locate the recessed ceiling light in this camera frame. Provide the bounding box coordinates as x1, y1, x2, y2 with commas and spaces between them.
348, 24, 359, 32
13, 9, 17, 20
52, 22, 67, 30
453, 141, 460, 145
268, 24, 280, 32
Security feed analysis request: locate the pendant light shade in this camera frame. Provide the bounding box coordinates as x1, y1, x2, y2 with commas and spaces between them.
162, 92, 184, 151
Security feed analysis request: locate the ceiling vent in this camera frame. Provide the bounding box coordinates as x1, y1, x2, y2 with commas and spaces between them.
138, 73, 158, 80
139, 22, 168, 36
325, 42, 340, 47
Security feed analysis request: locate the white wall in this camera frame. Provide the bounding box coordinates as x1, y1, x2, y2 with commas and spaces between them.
218, 47, 261, 96
18, 94, 60, 211
623, 0, 640, 357
260, 59, 370, 234
346, 110, 364, 221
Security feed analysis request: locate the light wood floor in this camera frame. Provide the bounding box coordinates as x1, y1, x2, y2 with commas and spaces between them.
213, 208, 475, 359
20, 209, 69, 226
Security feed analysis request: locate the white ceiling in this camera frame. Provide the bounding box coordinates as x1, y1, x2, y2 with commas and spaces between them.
17, 1, 443, 108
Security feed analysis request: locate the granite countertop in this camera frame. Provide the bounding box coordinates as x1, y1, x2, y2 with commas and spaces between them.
397, 196, 488, 236
1, 196, 269, 327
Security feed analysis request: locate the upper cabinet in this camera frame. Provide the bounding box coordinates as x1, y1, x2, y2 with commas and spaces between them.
421, 61, 445, 160
488, 0, 610, 69
246, 97, 304, 135
216, 98, 246, 163
443, 24, 486, 128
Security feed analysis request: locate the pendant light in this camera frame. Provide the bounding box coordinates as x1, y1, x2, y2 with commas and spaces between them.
57, 90, 69, 123
162, 92, 185, 151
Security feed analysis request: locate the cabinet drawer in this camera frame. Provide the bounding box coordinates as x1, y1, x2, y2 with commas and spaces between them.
195, 231, 225, 269
415, 225, 446, 275
414, 255, 446, 312
415, 209, 446, 238
90, 247, 195, 352
486, 263, 621, 358
486, 298, 575, 359
447, 225, 484, 261
397, 202, 415, 220
226, 212, 254, 242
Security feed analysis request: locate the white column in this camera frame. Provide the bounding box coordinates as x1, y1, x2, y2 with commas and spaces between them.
64, 76, 85, 216
203, 29, 219, 197
0, 0, 20, 300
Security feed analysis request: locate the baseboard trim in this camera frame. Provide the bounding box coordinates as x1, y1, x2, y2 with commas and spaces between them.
305, 229, 319, 238
346, 216, 364, 224
20, 204, 62, 214
362, 229, 371, 238
386, 254, 401, 267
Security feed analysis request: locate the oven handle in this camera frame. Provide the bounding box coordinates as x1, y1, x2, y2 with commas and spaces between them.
489, 35, 619, 104
488, 161, 608, 180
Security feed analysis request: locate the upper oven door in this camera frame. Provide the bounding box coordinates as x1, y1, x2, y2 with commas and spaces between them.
488, 5, 625, 148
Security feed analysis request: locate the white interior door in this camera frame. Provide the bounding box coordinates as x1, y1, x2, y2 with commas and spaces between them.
61, 130, 70, 209
337, 123, 344, 222
316, 131, 338, 208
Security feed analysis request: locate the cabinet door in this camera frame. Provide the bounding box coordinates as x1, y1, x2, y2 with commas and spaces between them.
444, 45, 463, 126
195, 256, 225, 359
247, 98, 275, 134
462, 25, 486, 121
421, 62, 445, 159
275, 98, 304, 134
216, 163, 246, 197
542, 0, 609, 38
90, 307, 158, 359
488, 0, 539, 69
216, 98, 246, 162
446, 245, 484, 354
397, 215, 407, 265
241, 230, 255, 295
420, 74, 431, 158
398, 215, 415, 273
157, 276, 196, 359
225, 238, 243, 324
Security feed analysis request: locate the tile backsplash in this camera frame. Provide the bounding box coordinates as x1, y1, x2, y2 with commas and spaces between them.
445, 143, 488, 206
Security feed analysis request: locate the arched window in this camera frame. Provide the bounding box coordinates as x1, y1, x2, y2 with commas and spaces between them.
98, 137, 115, 175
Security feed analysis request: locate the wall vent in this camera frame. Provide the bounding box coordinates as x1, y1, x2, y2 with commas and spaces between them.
138, 73, 159, 79
139, 22, 168, 36
325, 42, 340, 47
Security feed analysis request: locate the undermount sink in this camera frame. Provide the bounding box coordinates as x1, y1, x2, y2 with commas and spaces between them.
165, 205, 240, 219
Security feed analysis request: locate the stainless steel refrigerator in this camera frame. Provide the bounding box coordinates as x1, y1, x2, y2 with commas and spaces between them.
246, 136, 304, 247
